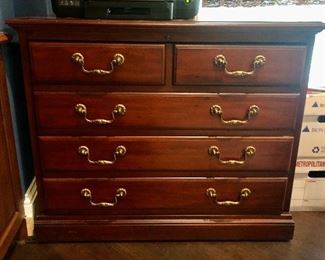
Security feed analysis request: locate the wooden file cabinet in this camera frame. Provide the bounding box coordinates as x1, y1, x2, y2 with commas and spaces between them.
8, 18, 324, 241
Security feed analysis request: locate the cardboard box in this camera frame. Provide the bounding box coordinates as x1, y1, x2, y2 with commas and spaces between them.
290, 200, 303, 210
304, 178, 325, 199
304, 93, 325, 116
291, 158, 325, 211
302, 178, 325, 210
291, 179, 305, 200
298, 121, 325, 158
295, 158, 325, 174
301, 199, 325, 209
291, 178, 325, 211
298, 93, 325, 157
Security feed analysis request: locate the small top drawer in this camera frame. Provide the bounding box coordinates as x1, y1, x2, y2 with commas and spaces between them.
174, 45, 306, 86
30, 43, 165, 85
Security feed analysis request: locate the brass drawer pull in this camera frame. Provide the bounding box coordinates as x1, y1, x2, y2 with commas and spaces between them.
81, 188, 127, 207
214, 54, 266, 77
210, 104, 259, 125
78, 145, 126, 165
206, 188, 251, 206
75, 103, 126, 125
72, 52, 125, 75
208, 146, 256, 165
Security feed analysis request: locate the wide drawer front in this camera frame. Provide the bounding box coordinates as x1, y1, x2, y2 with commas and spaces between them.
175, 45, 306, 86
43, 178, 287, 214
30, 43, 165, 85
35, 93, 299, 132
39, 136, 293, 172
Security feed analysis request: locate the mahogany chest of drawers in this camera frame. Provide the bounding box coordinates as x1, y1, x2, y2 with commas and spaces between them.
8, 18, 324, 241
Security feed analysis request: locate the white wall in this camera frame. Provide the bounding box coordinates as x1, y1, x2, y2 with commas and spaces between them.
0, 1, 15, 30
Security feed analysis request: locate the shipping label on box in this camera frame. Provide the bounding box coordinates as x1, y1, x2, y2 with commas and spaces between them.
295, 158, 325, 174
298, 122, 325, 158
304, 178, 325, 200
302, 200, 325, 209
304, 93, 325, 116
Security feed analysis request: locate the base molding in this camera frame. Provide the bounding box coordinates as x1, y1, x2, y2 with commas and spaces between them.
34, 215, 294, 241
24, 177, 37, 219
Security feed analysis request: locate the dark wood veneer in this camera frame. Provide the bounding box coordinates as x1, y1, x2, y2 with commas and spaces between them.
6, 17, 324, 241
175, 45, 306, 86
30, 42, 165, 85
38, 136, 294, 172
32, 216, 295, 241
42, 177, 287, 214
7, 18, 324, 43
34, 92, 300, 132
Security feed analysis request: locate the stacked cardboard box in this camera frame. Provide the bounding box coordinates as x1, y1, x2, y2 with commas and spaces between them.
292, 93, 325, 210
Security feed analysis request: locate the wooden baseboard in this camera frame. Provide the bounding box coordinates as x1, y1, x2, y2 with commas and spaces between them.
24, 177, 37, 219
23, 178, 37, 237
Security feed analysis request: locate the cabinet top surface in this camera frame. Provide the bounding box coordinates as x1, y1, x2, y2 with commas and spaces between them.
6, 17, 324, 43
7, 17, 324, 29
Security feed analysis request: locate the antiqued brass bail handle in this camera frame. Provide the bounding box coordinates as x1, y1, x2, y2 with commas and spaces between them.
214, 54, 266, 77
75, 103, 126, 125
78, 145, 126, 165
208, 146, 256, 165
81, 188, 127, 207
206, 188, 251, 206
210, 105, 259, 125
72, 52, 125, 75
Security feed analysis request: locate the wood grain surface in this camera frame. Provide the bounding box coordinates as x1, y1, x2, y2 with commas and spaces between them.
34, 92, 300, 132
6, 18, 323, 241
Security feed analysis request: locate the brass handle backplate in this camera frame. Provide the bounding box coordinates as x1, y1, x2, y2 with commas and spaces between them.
75, 103, 126, 125
210, 105, 259, 125
81, 188, 127, 207
206, 188, 251, 206
72, 52, 124, 75
214, 54, 266, 77
78, 145, 126, 165
208, 146, 256, 165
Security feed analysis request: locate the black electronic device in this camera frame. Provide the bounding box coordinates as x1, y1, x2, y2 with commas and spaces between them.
51, 0, 200, 20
